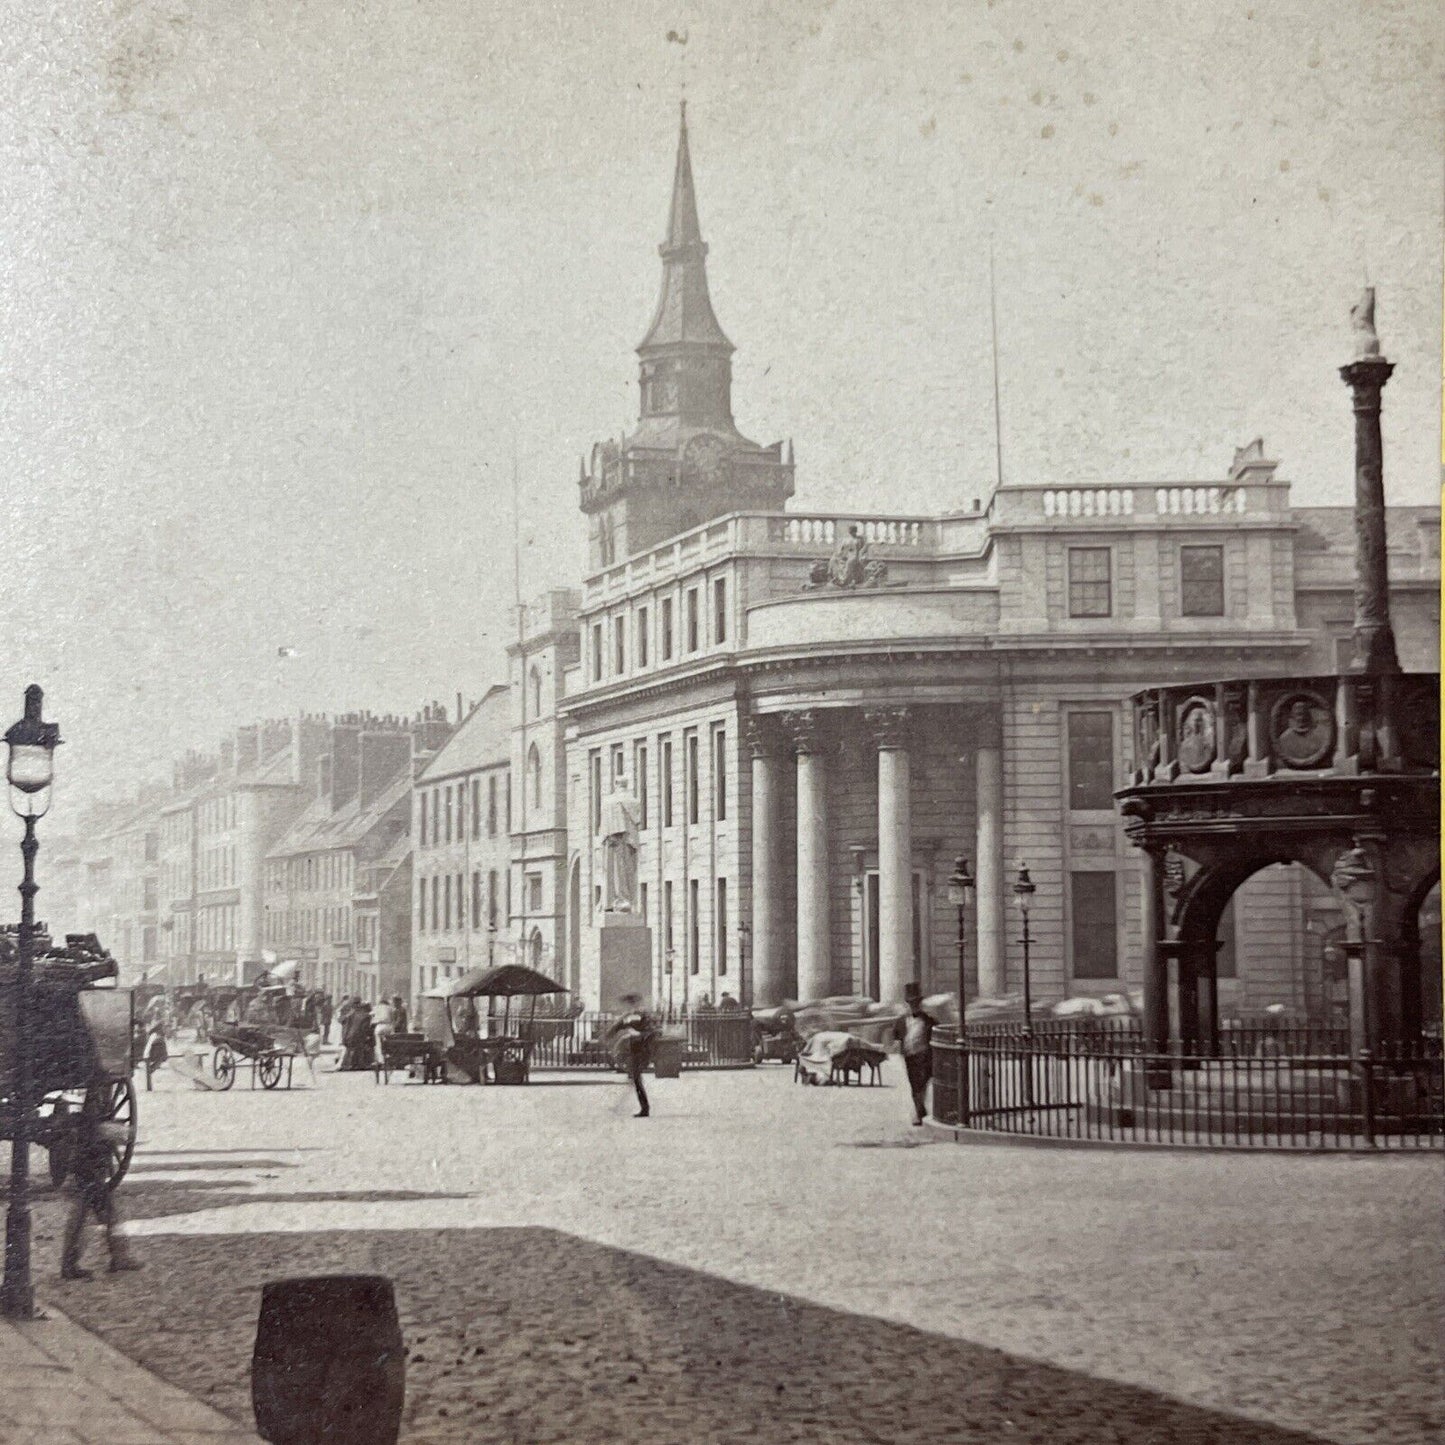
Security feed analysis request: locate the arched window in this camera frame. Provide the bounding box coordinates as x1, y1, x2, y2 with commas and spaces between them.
529, 666, 543, 721
528, 744, 543, 810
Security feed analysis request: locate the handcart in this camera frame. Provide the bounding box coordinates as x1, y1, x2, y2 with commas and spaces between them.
209, 1023, 302, 1091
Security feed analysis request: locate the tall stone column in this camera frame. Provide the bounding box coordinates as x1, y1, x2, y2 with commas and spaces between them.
786, 711, 831, 1002
1140, 847, 1169, 1055
747, 718, 786, 1006
1340, 288, 1400, 675
867, 707, 913, 1003
974, 725, 1005, 999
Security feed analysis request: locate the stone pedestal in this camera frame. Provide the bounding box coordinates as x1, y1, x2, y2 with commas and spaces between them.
595, 912, 654, 1012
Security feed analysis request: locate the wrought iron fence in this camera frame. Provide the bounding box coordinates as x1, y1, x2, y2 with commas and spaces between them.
931, 1027, 1444, 1150
516, 1012, 754, 1071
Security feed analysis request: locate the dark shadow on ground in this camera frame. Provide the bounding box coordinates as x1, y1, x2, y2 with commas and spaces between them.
126, 1158, 303, 1174
50, 1225, 1340, 1444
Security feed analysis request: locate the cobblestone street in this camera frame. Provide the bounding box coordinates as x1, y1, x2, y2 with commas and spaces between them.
25, 1063, 1439, 1443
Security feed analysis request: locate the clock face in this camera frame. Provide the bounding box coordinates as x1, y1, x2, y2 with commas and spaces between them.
684, 434, 727, 486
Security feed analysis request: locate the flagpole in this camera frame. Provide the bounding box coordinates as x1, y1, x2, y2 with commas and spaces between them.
989, 237, 1004, 494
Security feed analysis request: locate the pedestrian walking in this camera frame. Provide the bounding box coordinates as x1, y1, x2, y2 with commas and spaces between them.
341, 1000, 374, 1071
319, 991, 335, 1044
893, 982, 936, 1126
390, 995, 408, 1035
608, 995, 658, 1118
60, 1091, 142, 1280
372, 995, 396, 1070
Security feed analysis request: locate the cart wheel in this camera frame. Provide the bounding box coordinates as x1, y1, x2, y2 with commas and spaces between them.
92, 1078, 138, 1189
212, 1044, 236, 1091
258, 1053, 284, 1090
47, 1096, 74, 1186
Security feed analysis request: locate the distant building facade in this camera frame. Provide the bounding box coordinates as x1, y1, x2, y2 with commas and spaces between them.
554, 110, 1441, 1016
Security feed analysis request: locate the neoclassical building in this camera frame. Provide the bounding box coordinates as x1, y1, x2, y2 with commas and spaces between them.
559, 109, 1440, 1014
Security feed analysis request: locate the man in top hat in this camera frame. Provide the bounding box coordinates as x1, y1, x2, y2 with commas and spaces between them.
892, 982, 937, 1126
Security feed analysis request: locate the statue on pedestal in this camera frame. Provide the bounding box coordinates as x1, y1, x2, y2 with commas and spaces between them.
599, 778, 642, 913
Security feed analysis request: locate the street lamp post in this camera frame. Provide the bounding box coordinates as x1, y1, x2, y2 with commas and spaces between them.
2, 685, 61, 1321
947, 857, 974, 1127
1012, 862, 1036, 1031
736, 920, 751, 1009
1012, 862, 1037, 1113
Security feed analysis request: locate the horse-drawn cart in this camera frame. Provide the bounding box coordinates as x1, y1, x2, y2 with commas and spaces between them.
0, 933, 139, 1192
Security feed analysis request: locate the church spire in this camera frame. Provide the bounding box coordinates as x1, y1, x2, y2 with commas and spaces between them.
638, 103, 733, 358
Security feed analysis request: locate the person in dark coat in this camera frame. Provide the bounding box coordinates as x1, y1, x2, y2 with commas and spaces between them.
892, 982, 937, 1126
61, 1091, 142, 1280
318, 991, 335, 1043
341, 1001, 374, 1071
607, 995, 658, 1118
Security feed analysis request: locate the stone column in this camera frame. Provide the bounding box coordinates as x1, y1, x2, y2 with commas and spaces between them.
1339, 290, 1400, 675
867, 707, 913, 1003
1141, 846, 1169, 1057
786, 711, 831, 1002
747, 718, 786, 1006
974, 726, 1005, 999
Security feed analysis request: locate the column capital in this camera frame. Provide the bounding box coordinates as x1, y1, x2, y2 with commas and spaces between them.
780, 709, 823, 755
745, 715, 784, 758
864, 706, 911, 749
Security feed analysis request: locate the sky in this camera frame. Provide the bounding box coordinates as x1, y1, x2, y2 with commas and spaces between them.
0, 0, 1441, 809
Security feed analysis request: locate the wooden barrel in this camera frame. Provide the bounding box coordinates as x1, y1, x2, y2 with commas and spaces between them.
252, 1275, 405, 1444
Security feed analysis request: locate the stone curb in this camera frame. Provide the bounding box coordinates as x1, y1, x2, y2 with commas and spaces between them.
0, 1302, 260, 1443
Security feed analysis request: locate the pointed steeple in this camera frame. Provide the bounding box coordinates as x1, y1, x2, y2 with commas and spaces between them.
638, 103, 733, 358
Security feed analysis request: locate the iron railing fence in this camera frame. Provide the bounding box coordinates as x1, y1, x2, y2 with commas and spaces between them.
931, 1028, 1444, 1150
962, 1017, 1356, 1057
514, 1011, 754, 1071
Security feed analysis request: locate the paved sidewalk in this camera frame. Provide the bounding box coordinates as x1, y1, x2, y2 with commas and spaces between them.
0, 1301, 259, 1444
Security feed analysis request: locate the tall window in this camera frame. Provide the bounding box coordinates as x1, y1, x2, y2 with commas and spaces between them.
418, 876, 427, 932
1180, 544, 1225, 617
713, 577, 727, 643
1068, 547, 1112, 618
613, 616, 626, 674
528, 744, 543, 810
456, 784, 465, 839
457, 871, 466, 927
661, 597, 675, 660
530, 665, 543, 719
589, 751, 603, 833
661, 738, 674, 827
471, 779, 480, 839
1070, 872, 1118, 979
592, 623, 603, 680
505, 773, 512, 831
445, 786, 453, 843
686, 733, 700, 824
611, 743, 625, 786
488, 775, 498, 836
432, 789, 441, 845
635, 742, 649, 828
664, 880, 675, 955
712, 727, 727, 821
689, 878, 700, 974
716, 878, 728, 976
431, 875, 439, 932
419, 792, 428, 848
444, 875, 452, 931
636, 607, 649, 668
686, 588, 700, 651
488, 871, 499, 928
472, 871, 482, 930
1067, 711, 1116, 810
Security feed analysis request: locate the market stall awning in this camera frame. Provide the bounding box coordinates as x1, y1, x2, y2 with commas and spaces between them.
443, 964, 568, 999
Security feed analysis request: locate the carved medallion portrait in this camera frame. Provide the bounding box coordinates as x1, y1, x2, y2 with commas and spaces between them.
1176, 698, 1216, 773
1270, 691, 1334, 768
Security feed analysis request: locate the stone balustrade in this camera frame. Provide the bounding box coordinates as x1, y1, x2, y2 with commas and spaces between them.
768, 515, 933, 547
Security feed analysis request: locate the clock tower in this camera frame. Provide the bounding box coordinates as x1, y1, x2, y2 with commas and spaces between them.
579, 105, 795, 569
